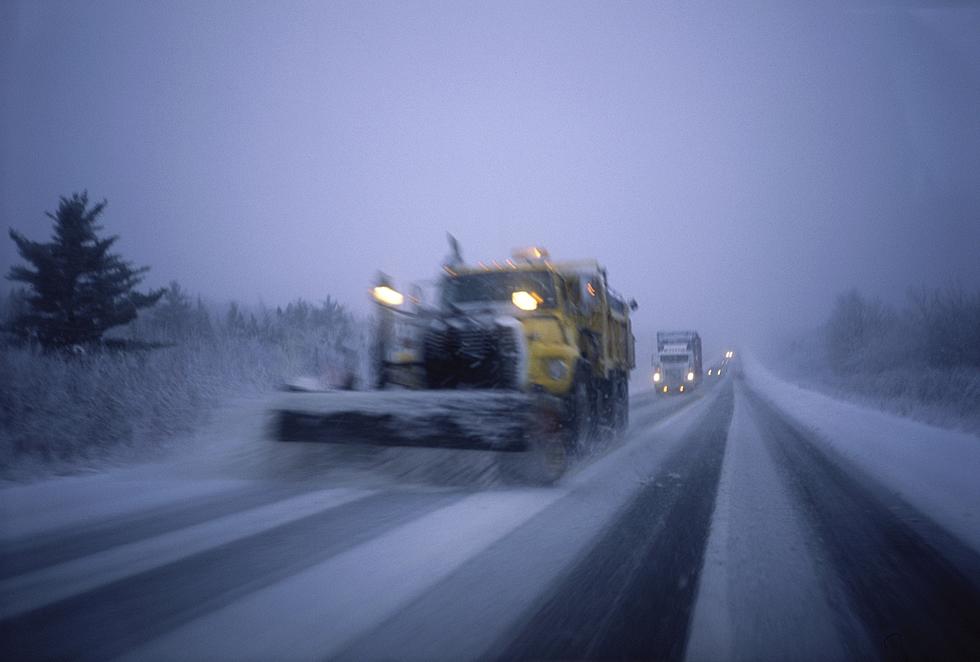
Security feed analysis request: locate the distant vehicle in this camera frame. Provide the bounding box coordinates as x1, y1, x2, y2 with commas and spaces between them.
652, 331, 702, 394
707, 364, 724, 377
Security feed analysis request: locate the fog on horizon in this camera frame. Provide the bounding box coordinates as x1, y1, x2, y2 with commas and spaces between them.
2, 1, 978, 361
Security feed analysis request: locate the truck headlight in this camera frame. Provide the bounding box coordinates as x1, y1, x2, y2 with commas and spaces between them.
687, 372, 695, 381
512, 291, 539, 311
653, 372, 661, 383
373, 286, 404, 306
545, 359, 568, 380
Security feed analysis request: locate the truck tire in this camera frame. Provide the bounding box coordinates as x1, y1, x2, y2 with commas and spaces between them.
614, 374, 629, 434
597, 378, 615, 432
562, 367, 595, 454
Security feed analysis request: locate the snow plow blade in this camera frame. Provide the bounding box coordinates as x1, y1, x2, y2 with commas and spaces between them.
272, 390, 562, 453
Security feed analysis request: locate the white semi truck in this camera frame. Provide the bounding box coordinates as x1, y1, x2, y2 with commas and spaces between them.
652, 330, 703, 394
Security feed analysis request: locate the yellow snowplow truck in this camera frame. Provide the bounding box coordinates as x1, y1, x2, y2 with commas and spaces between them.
273, 242, 637, 483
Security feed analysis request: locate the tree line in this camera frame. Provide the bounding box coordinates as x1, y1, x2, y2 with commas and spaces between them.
4, 192, 355, 356
824, 286, 980, 374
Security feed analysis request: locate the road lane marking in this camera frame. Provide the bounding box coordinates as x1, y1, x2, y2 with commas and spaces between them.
123, 488, 566, 662
337, 388, 737, 661
498, 384, 733, 661
0, 478, 257, 544
0, 487, 375, 619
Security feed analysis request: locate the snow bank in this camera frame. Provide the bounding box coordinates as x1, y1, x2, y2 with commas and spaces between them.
742, 354, 980, 552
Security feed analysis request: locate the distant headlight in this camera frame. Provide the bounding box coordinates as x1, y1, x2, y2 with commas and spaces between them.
687, 372, 695, 381
707, 369, 713, 375
653, 372, 661, 382
545, 359, 568, 380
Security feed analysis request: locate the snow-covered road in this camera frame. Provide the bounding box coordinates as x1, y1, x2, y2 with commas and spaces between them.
2, 363, 979, 661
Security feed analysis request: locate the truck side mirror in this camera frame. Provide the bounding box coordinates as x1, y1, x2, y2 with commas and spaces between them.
629, 299, 638, 311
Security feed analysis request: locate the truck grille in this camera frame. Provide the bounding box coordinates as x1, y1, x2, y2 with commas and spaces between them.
425, 326, 494, 361
457, 328, 493, 359
423, 322, 518, 389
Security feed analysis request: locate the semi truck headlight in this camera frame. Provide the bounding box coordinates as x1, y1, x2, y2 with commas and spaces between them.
545, 359, 568, 380
653, 372, 661, 383
687, 372, 695, 381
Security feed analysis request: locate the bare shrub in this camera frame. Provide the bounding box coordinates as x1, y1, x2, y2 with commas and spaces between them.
776, 284, 980, 434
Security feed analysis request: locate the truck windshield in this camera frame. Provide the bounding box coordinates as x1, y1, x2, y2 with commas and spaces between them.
661, 355, 690, 363
442, 271, 557, 308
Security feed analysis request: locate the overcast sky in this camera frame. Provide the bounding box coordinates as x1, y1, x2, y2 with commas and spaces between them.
2, 1, 978, 360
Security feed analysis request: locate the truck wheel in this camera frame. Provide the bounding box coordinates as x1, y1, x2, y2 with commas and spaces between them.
597, 378, 615, 431
563, 370, 594, 455
616, 375, 629, 433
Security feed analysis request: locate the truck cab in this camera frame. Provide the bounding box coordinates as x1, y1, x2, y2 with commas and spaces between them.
372, 244, 637, 441
426, 260, 580, 397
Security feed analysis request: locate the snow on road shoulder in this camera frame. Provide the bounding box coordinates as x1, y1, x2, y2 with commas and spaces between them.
742, 354, 980, 553
0, 395, 276, 544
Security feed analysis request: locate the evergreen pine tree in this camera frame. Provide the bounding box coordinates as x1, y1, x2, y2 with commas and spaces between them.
7, 192, 164, 348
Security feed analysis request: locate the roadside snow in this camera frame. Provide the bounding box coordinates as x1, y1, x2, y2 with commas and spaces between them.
0, 395, 276, 543
742, 355, 980, 553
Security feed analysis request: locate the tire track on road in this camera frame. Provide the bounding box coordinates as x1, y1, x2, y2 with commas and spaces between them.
0, 488, 462, 661
0, 482, 311, 579
627, 388, 707, 435
500, 382, 733, 661
743, 387, 980, 660
123, 489, 566, 662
